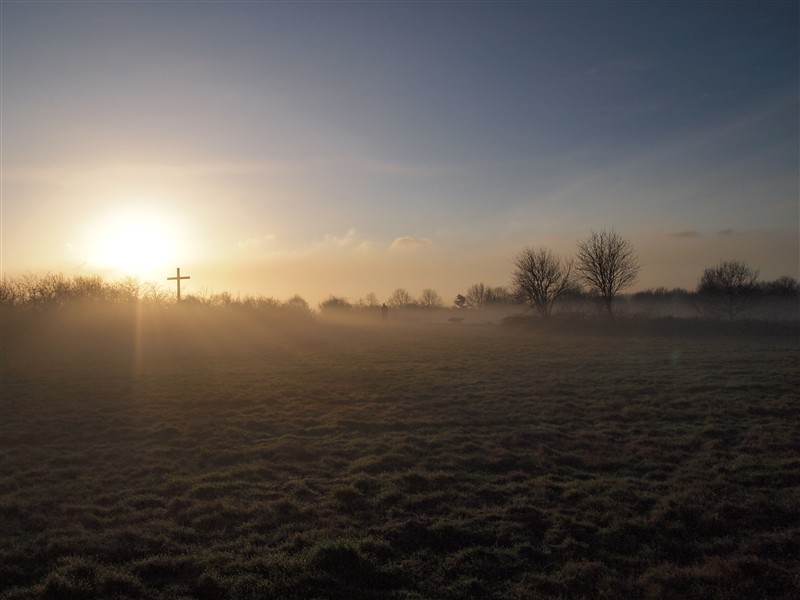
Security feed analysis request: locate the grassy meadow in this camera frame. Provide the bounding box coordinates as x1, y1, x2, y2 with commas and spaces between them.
1, 305, 799, 599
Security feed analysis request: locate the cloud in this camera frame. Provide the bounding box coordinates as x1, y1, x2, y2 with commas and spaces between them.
322, 229, 373, 253
390, 236, 433, 251
717, 229, 738, 236
321, 228, 359, 249
295, 229, 373, 256
238, 234, 277, 250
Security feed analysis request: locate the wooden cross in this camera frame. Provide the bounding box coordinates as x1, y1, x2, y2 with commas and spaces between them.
167, 267, 190, 302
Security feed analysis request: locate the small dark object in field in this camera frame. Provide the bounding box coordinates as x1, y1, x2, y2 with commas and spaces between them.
448, 317, 465, 324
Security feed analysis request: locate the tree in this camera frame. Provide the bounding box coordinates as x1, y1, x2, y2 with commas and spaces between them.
319, 296, 352, 312
575, 229, 640, 317
388, 288, 415, 308
284, 294, 312, 315
760, 276, 799, 298
512, 247, 573, 317
453, 294, 467, 309
486, 285, 513, 306
363, 292, 380, 307
464, 282, 488, 309
696, 259, 759, 321
418, 288, 442, 308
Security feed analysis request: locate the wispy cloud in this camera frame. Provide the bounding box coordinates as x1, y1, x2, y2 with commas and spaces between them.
234, 228, 375, 263
299, 229, 373, 256
321, 228, 360, 249
238, 234, 277, 250
390, 236, 433, 251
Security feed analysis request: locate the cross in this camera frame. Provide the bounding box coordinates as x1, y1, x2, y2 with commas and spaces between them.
167, 267, 190, 302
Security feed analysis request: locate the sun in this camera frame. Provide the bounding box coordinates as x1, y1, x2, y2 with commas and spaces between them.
85, 207, 181, 277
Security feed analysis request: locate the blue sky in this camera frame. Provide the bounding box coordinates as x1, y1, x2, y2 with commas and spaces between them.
2, 1, 797, 304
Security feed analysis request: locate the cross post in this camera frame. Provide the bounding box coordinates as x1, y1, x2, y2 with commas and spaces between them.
167, 267, 191, 302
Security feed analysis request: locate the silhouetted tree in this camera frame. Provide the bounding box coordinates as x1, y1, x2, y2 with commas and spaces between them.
486, 285, 513, 305
72, 275, 106, 302
630, 287, 693, 318
240, 294, 281, 310
512, 247, 573, 317
696, 259, 759, 321
388, 288, 415, 308
353, 293, 379, 309
576, 229, 640, 317
464, 282, 488, 309
0, 276, 18, 306
140, 281, 172, 305
284, 295, 312, 315
212, 291, 234, 307
107, 276, 141, 303
453, 294, 467, 309
418, 288, 443, 308
760, 276, 799, 298
319, 296, 353, 312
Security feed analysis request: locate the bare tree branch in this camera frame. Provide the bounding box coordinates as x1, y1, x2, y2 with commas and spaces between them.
575, 230, 640, 317
512, 247, 573, 317
696, 259, 760, 321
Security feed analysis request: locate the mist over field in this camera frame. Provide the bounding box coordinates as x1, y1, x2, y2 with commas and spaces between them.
2, 299, 798, 599
2, 1, 798, 597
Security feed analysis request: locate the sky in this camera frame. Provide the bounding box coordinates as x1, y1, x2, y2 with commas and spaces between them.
2, 1, 798, 306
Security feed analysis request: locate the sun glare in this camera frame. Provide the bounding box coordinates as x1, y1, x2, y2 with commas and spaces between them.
85, 207, 181, 277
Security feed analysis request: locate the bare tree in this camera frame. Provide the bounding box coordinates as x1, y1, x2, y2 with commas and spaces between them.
140, 281, 172, 305
512, 247, 573, 317
696, 259, 760, 321
486, 285, 513, 305
284, 294, 312, 314
319, 296, 353, 312
760, 276, 799, 298
364, 292, 380, 308
575, 229, 640, 317
418, 288, 442, 308
464, 282, 488, 309
388, 288, 415, 308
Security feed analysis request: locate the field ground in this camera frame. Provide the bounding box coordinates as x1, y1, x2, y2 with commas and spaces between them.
2, 306, 799, 599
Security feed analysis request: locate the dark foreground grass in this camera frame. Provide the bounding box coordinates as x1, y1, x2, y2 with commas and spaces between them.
1, 306, 799, 599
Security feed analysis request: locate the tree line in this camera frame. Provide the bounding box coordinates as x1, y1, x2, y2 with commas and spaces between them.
0, 273, 314, 316
507, 229, 797, 321
328, 229, 795, 322
2, 229, 797, 321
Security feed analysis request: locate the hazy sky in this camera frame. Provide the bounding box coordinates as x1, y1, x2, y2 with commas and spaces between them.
2, 1, 797, 305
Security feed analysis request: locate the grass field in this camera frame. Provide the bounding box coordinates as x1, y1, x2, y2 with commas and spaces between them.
2, 306, 799, 599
